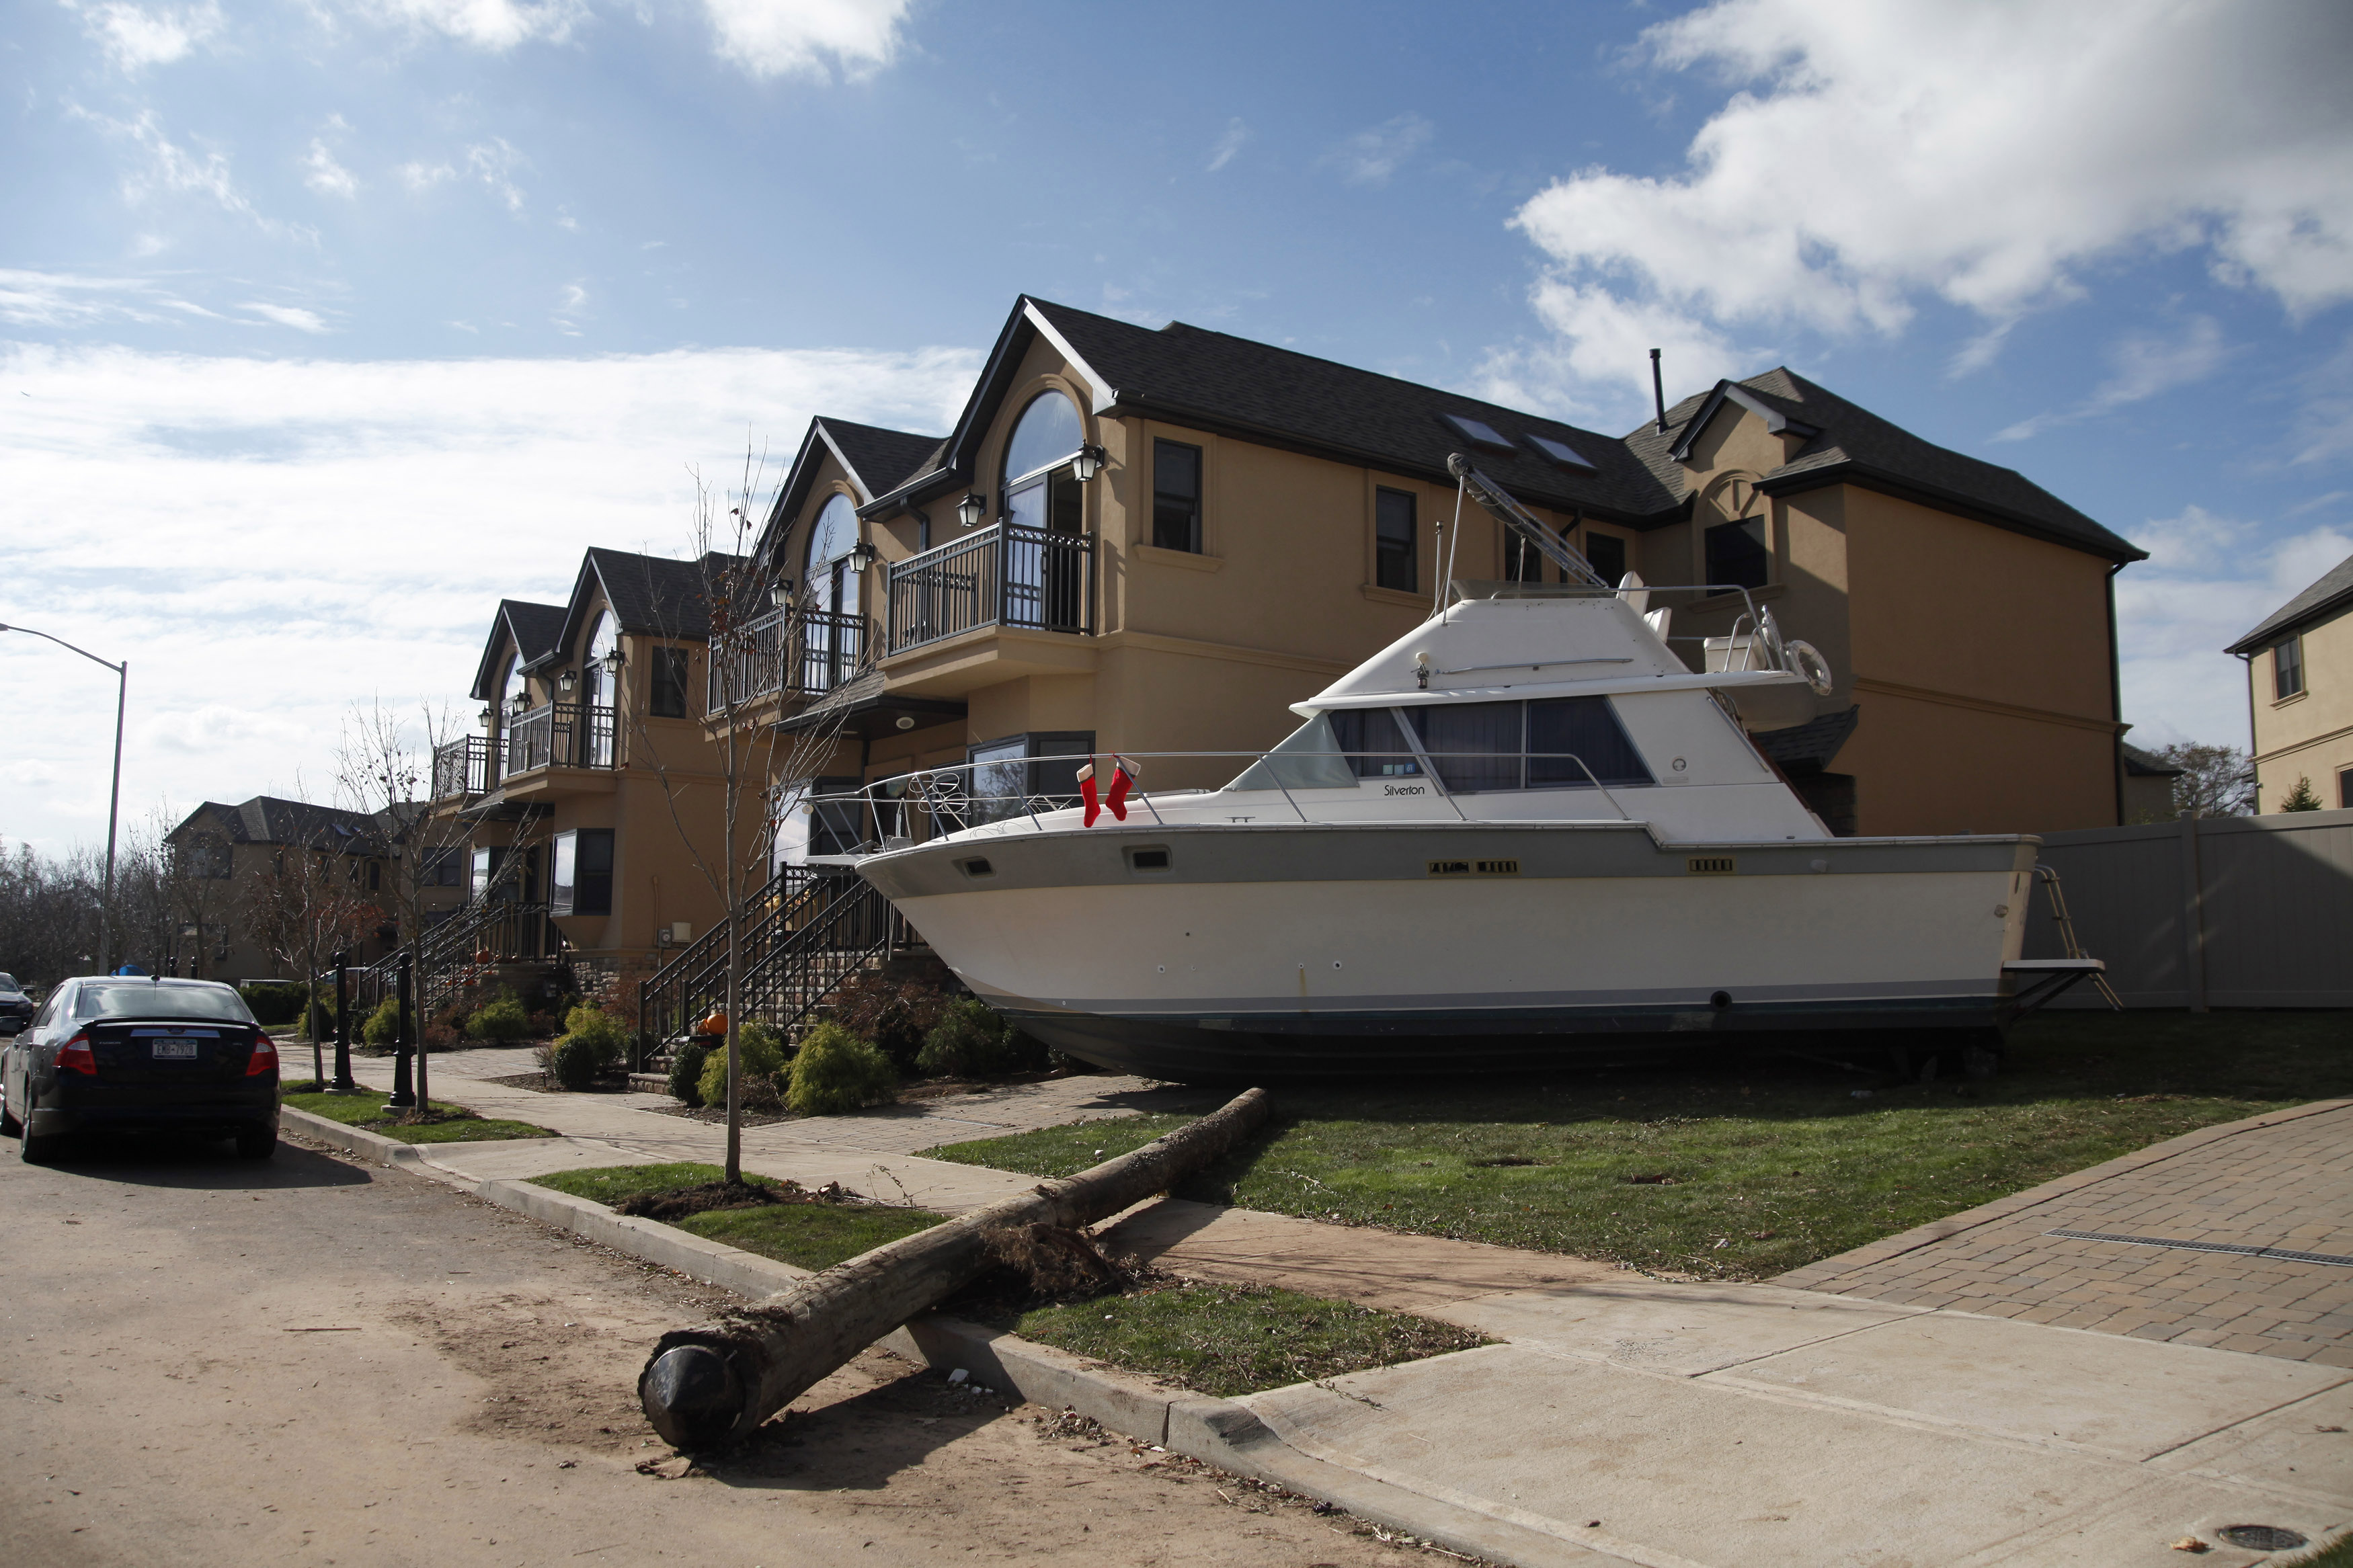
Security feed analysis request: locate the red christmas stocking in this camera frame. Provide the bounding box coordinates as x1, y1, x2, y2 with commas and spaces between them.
1078, 759, 1101, 827
1106, 755, 1141, 821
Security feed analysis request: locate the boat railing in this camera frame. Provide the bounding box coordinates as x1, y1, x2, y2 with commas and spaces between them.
803, 745, 1638, 850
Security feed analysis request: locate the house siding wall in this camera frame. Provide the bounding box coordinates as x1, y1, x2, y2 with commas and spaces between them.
2248, 603, 2353, 813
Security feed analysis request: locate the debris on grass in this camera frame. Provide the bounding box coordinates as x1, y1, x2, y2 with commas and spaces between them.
611, 1177, 851, 1223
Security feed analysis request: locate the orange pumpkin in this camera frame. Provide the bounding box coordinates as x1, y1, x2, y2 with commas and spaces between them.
696, 1010, 729, 1036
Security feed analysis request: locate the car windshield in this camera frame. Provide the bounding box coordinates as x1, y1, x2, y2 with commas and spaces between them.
0, 973, 17, 990
75, 983, 255, 1024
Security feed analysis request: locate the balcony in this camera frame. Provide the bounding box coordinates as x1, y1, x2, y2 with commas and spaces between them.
504, 701, 616, 776
431, 735, 500, 801
885, 524, 1092, 655
707, 607, 870, 715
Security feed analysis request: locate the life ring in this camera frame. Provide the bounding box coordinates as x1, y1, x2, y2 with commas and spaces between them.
1786, 639, 1835, 696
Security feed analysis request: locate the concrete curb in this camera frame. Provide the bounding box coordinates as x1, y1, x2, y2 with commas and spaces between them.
274, 1110, 1599, 1567
1776, 1096, 2353, 1291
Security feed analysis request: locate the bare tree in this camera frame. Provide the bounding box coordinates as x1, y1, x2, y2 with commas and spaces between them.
334, 698, 473, 1111
621, 453, 861, 1183
246, 816, 383, 1081
2157, 741, 2255, 818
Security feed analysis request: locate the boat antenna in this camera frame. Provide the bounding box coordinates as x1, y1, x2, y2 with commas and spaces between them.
1439, 478, 1465, 615
1650, 348, 1667, 433
1446, 454, 1609, 589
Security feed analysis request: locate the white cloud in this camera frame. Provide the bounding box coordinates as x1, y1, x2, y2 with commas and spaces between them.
1507, 0, 2353, 413
1474, 280, 1736, 430
1324, 113, 1432, 188
2114, 503, 2353, 745
68, 0, 222, 72
0, 339, 982, 855
465, 138, 527, 212
303, 139, 358, 200
241, 302, 331, 332
1206, 118, 1250, 174
1995, 317, 2231, 442
0, 268, 221, 329
2292, 333, 2353, 467
397, 160, 455, 192
700, 0, 908, 81
345, 0, 588, 50
553, 280, 588, 335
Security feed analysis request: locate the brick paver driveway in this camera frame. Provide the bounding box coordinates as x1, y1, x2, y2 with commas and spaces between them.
1780, 1098, 2353, 1367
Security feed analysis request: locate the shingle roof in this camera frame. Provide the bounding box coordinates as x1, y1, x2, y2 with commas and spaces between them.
2121, 741, 2186, 778
1628, 370, 2144, 562
171, 796, 385, 852
2227, 550, 2353, 653
469, 598, 567, 702
545, 548, 748, 665
821, 419, 947, 501
1024, 300, 1677, 522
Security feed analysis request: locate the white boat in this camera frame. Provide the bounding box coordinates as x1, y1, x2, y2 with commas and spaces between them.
840, 463, 2100, 1079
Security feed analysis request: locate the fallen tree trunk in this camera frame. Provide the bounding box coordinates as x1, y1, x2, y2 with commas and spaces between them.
638, 1085, 1271, 1449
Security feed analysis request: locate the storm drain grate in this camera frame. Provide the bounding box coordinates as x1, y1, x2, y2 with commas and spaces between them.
2047, 1229, 2353, 1268
2216, 1524, 2308, 1551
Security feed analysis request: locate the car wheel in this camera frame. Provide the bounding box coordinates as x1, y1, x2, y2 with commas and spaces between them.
235, 1126, 278, 1160
19, 1132, 63, 1163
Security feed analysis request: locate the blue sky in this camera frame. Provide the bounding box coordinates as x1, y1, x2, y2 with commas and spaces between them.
5, 0, 2352, 853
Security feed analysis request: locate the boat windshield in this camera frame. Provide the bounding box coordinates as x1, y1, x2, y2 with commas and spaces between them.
1226, 710, 1422, 792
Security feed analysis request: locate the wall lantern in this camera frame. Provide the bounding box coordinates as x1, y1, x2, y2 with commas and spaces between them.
848, 540, 881, 575
1072, 444, 1106, 483
601, 647, 625, 677
508, 692, 530, 718
478, 705, 495, 731
768, 578, 795, 608
956, 493, 987, 529
557, 668, 579, 695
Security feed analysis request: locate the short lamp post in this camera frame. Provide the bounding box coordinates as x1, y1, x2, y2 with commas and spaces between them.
1, 624, 126, 972
384, 949, 416, 1113
332, 949, 356, 1091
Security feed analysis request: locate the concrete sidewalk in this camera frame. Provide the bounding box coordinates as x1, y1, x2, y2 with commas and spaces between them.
333, 1052, 2353, 1565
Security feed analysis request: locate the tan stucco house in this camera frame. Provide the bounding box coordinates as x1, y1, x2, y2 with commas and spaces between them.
734, 296, 2143, 847
2229, 550, 2353, 811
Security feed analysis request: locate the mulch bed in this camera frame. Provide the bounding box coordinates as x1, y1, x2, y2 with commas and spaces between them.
611, 1176, 854, 1222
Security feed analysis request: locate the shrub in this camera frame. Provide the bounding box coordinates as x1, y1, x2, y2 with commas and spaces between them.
542, 1004, 629, 1089
786, 1022, 898, 1116
696, 1023, 788, 1111
828, 972, 953, 1072
239, 982, 309, 1026
423, 1021, 461, 1053
549, 1034, 605, 1089
916, 999, 1047, 1079
467, 991, 530, 1042
666, 1038, 711, 1107
362, 995, 411, 1046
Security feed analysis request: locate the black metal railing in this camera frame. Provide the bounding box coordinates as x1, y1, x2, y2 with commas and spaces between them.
705, 607, 871, 713
431, 735, 499, 800
504, 702, 616, 775
635, 867, 905, 1069
885, 524, 1092, 653
342, 898, 559, 1019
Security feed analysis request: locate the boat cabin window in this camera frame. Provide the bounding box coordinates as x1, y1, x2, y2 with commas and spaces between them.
1406, 698, 1652, 792
1225, 709, 1421, 792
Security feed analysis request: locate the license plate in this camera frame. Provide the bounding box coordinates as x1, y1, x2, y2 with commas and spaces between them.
151, 1039, 199, 1059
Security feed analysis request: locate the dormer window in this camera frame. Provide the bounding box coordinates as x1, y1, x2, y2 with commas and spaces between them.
1441, 413, 1514, 452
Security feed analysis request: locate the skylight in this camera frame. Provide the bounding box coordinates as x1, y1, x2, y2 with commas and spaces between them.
1525, 433, 1597, 471
1440, 413, 1515, 451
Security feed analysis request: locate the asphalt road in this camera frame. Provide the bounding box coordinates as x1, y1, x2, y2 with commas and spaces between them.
1, 1126, 1437, 1568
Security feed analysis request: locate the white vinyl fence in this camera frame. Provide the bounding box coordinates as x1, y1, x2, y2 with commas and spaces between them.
2022, 807, 2353, 1008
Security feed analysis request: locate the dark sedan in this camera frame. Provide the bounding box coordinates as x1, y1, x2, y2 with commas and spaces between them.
0, 973, 32, 1034
2, 976, 279, 1163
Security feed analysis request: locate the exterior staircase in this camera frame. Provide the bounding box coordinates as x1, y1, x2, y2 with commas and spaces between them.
635, 866, 908, 1069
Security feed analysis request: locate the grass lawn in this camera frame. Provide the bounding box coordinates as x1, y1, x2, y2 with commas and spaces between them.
280, 1089, 556, 1145
975, 1281, 1486, 1398
530, 1162, 948, 1272
923, 1010, 2353, 1281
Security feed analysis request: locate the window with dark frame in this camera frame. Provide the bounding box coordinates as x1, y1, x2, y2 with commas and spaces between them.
2274, 636, 2305, 700
1152, 440, 1202, 554
1582, 530, 1626, 586
2340, 767, 2352, 811
1375, 488, 1417, 593
1704, 515, 1769, 591
650, 646, 690, 718
550, 827, 614, 917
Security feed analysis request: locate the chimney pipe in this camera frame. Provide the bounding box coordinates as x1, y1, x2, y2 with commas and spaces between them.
1650, 348, 1667, 434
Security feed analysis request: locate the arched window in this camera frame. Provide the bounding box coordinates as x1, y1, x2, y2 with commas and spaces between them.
1702, 472, 1769, 593
806, 493, 860, 590
499, 651, 527, 712
804, 492, 863, 688
584, 610, 616, 707
1002, 390, 1083, 485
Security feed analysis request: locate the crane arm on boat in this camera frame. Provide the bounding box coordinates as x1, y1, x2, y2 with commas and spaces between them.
1447, 454, 1611, 589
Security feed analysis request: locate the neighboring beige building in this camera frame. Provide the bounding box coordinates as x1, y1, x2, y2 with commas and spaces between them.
163, 796, 445, 982
430, 550, 764, 1004
2229, 551, 2353, 811
727, 296, 2144, 845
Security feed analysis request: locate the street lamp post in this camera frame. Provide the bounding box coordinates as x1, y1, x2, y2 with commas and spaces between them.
332, 949, 356, 1091
384, 949, 417, 1113
1, 625, 127, 971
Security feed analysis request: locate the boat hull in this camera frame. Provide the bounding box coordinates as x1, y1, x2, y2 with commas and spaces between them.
856, 822, 2041, 1081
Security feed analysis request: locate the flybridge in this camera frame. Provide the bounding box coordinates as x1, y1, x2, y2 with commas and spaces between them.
1446, 454, 1613, 592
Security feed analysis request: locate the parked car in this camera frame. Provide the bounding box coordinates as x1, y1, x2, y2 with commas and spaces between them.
0, 973, 32, 1033
1, 975, 278, 1163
